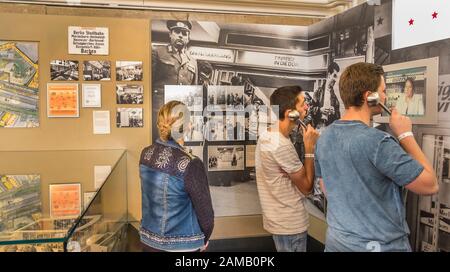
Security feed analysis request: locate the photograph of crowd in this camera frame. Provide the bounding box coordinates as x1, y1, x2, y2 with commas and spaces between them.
208, 145, 244, 171
83, 61, 111, 81
50, 60, 79, 81
116, 108, 143, 128
116, 61, 143, 81
116, 84, 143, 104
164, 85, 203, 112
207, 86, 244, 111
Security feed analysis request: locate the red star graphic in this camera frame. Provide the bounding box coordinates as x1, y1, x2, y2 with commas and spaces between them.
432, 11, 438, 19
409, 19, 414, 26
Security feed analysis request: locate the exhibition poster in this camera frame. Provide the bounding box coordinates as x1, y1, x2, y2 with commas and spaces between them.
47, 83, 79, 118
49, 183, 81, 218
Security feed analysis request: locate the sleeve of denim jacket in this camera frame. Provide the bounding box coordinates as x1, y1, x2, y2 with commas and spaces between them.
372, 135, 424, 187
184, 158, 215, 243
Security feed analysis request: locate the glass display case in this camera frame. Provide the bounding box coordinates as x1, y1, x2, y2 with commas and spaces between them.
0, 150, 127, 252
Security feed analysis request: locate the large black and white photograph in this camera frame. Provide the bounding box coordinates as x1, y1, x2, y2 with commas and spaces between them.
225, 112, 245, 141
83, 61, 111, 81
116, 108, 143, 128
116, 84, 144, 104
164, 85, 203, 112
50, 60, 79, 81
208, 145, 244, 172
417, 134, 450, 252
185, 112, 204, 142
116, 61, 143, 81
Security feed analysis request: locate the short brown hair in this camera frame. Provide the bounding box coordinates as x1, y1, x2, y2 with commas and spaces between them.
270, 86, 303, 120
339, 62, 384, 109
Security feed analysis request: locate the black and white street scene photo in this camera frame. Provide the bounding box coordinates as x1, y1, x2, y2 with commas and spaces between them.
116, 108, 143, 128
116, 84, 144, 104
164, 85, 203, 112
83, 61, 111, 81
208, 145, 244, 171
116, 61, 143, 81
50, 60, 79, 81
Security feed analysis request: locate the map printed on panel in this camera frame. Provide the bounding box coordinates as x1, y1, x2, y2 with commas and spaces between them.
0, 41, 39, 128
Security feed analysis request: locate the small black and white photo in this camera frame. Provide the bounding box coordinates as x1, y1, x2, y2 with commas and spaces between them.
185, 145, 204, 161
116, 108, 143, 128
225, 86, 245, 111
116, 61, 143, 81
208, 145, 244, 171
83, 61, 111, 81
50, 60, 79, 81
224, 113, 245, 141
185, 113, 204, 142
164, 85, 203, 112
207, 86, 227, 111
205, 115, 225, 141
116, 84, 144, 104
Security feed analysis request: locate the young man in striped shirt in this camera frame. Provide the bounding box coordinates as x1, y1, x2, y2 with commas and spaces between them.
255, 85, 320, 252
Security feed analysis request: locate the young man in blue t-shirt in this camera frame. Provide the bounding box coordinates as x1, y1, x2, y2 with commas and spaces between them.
315, 62, 439, 252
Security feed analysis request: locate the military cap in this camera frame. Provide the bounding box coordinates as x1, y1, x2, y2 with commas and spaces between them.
166, 20, 192, 31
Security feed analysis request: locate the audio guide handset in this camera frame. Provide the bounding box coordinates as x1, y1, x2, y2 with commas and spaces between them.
288, 110, 307, 129
367, 92, 392, 115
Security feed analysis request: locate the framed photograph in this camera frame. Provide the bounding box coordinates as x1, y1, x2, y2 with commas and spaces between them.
185, 112, 204, 142
47, 83, 79, 118
116, 61, 143, 81
205, 115, 225, 141
49, 183, 81, 218
207, 86, 244, 111
246, 145, 256, 168
116, 108, 143, 128
82, 83, 101, 108
208, 145, 244, 171
82, 61, 111, 81
0, 40, 39, 128
50, 60, 79, 81
164, 85, 203, 112
116, 84, 143, 104
414, 128, 450, 252
225, 113, 245, 141
185, 145, 204, 161
0, 174, 41, 231
374, 57, 439, 124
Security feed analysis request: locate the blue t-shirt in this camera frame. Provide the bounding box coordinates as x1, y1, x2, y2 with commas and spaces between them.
315, 120, 424, 252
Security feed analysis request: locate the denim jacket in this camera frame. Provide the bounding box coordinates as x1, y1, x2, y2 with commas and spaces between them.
139, 139, 214, 251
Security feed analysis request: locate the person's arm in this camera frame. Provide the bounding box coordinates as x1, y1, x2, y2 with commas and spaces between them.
386, 109, 438, 195
184, 158, 215, 244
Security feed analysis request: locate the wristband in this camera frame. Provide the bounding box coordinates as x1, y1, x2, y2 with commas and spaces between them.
305, 153, 315, 158
397, 131, 414, 141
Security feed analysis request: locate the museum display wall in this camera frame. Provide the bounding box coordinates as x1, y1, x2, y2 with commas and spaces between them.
0, 4, 320, 242
1, 0, 449, 249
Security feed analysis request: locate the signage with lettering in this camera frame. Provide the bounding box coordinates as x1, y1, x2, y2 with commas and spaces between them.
68, 26, 109, 55
236, 51, 327, 71
438, 74, 450, 122
188, 46, 234, 63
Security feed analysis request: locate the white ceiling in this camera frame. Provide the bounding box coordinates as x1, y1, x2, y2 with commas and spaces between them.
0, 0, 369, 18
